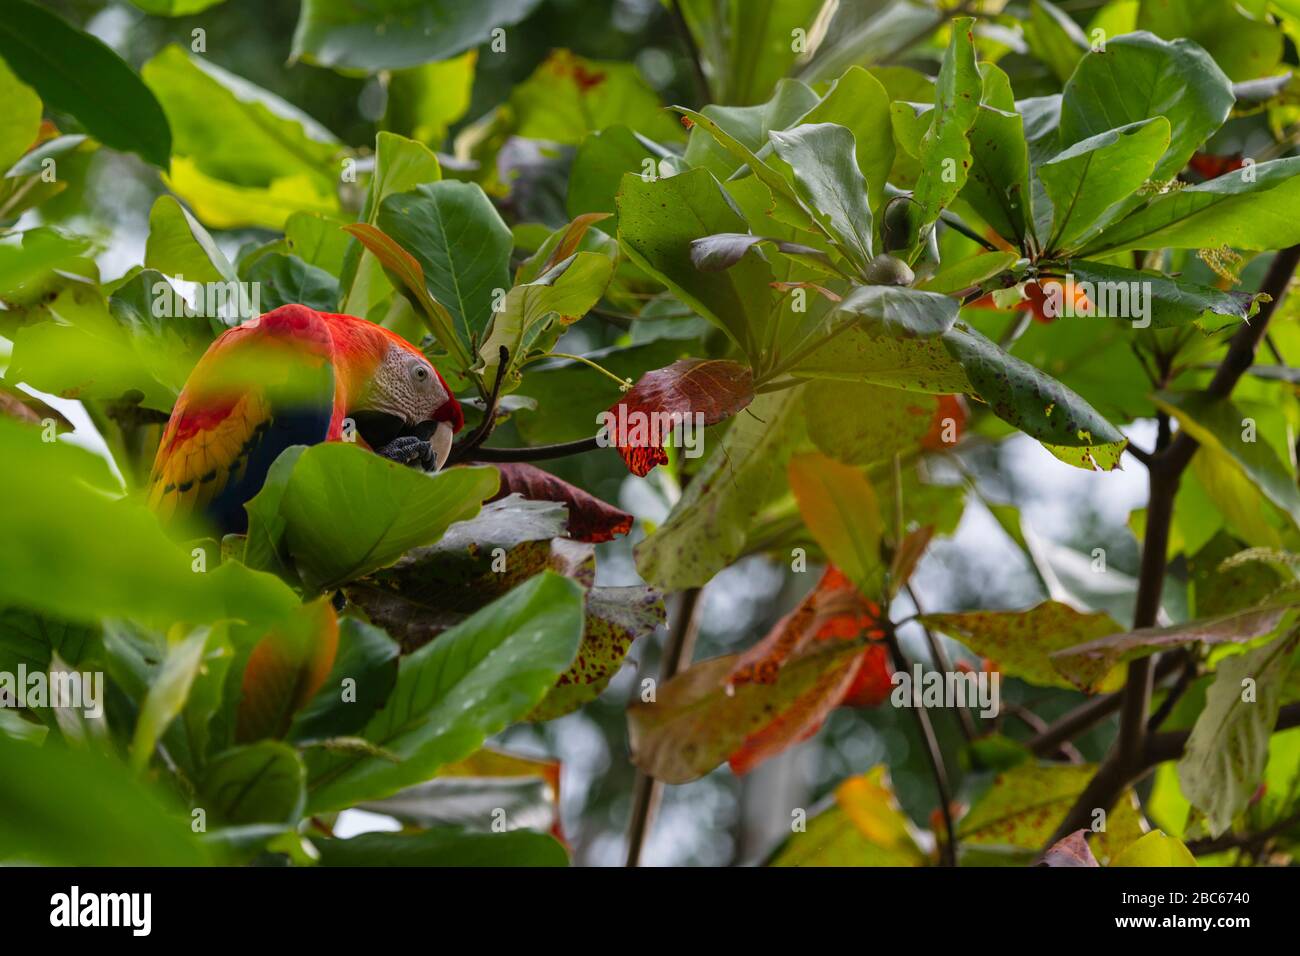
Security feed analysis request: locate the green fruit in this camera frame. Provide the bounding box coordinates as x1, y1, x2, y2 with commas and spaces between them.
862, 254, 915, 287
881, 196, 922, 253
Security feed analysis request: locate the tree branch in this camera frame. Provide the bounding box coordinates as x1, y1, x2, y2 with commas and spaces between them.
466, 435, 603, 463
1185, 807, 1300, 857
1042, 247, 1300, 850
625, 587, 704, 867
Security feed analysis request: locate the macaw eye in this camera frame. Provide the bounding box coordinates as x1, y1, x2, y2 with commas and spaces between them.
411, 364, 431, 384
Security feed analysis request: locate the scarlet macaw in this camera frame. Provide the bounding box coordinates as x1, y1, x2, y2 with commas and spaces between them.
148, 304, 464, 533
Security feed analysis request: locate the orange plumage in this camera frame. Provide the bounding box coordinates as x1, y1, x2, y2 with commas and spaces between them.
148, 304, 462, 534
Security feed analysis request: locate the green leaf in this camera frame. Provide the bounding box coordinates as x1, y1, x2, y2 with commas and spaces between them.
1080, 157, 1300, 256
1025, 0, 1089, 84
142, 45, 339, 229
289, 617, 401, 742
0, 228, 93, 298
1059, 32, 1233, 183
961, 64, 1032, 247
479, 251, 614, 384
305, 572, 584, 812
1111, 830, 1197, 867
313, 827, 567, 866
240, 446, 308, 580
916, 250, 1018, 295
1038, 118, 1171, 253
506, 50, 683, 146
635, 388, 808, 590
1155, 391, 1300, 530
922, 601, 1125, 693
832, 284, 959, 339
769, 123, 875, 269
277, 444, 499, 592
1061, 260, 1263, 329
0, 56, 41, 174
1137, 0, 1283, 82
0, 1, 172, 168
682, 79, 819, 182
144, 195, 237, 284
911, 17, 981, 250
943, 323, 1127, 470
245, 252, 340, 313
617, 167, 772, 359
0, 419, 301, 631
805, 381, 937, 465
771, 767, 926, 867
1178, 630, 1299, 836
528, 586, 666, 722
568, 125, 660, 222
1052, 604, 1293, 695
0, 735, 208, 865
377, 181, 513, 344
200, 741, 306, 825
130, 0, 226, 13
283, 211, 351, 275
677, 0, 826, 106
788, 453, 883, 596
340, 131, 442, 316
131, 626, 214, 771
291, 0, 542, 71
794, 327, 972, 393
793, 67, 896, 221
674, 106, 811, 231
387, 50, 477, 147
959, 762, 1145, 862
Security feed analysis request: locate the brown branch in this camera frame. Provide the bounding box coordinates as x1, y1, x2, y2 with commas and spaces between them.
625, 587, 704, 867
906, 583, 977, 742
1042, 247, 1300, 849
1185, 807, 1300, 857
1026, 654, 1184, 757
466, 435, 603, 463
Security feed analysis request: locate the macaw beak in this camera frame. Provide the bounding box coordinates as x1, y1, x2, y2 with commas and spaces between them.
429, 420, 454, 472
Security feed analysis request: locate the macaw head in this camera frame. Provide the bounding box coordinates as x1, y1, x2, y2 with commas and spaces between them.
329, 315, 464, 470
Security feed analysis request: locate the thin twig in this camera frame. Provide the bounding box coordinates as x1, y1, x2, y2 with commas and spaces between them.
1185, 808, 1300, 857
885, 624, 957, 866
625, 587, 705, 867
466, 436, 603, 463
446, 346, 508, 466
905, 583, 977, 742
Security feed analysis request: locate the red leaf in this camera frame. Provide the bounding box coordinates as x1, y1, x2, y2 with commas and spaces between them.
236, 599, 339, 742
604, 358, 754, 476
725, 566, 893, 773
1188, 151, 1246, 179
840, 644, 893, 708
490, 462, 632, 542
729, 566, 884, 688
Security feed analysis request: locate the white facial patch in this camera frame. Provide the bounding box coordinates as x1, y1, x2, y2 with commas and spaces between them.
370, 344, 449, 423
